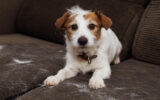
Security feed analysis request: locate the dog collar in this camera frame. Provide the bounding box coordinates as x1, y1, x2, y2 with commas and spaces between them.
78, 52, 97, 64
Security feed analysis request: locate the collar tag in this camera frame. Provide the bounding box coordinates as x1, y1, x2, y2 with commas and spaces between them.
88, 57, 91, 64
78, 53, 97, 64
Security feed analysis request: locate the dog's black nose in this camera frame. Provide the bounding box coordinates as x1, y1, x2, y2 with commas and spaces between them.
78, 36, 88, 46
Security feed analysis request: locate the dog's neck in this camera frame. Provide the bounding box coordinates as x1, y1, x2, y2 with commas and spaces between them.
67, 46, 98, 64
78, 52, 97, 64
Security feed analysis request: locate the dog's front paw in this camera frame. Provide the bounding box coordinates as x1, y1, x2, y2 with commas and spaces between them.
89, 77, 105, 89
43, 76, 60, 86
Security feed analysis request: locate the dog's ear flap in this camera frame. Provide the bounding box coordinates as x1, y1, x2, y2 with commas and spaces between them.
94, 10, 112, 30
55, 12, 70, 30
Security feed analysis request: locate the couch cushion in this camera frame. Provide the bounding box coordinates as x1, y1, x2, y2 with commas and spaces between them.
0, 34, 65, 99
16, 0, 145, 60
132, 0, 160, 65
16, 59, 160, 100
0, 0, 24, 34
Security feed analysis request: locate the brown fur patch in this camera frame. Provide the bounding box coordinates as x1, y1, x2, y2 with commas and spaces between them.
84, 12, 101, 25
55, 12, 70, 29
64, 15, 76, 40
84, 12, 101, 40
55, 12, 76, 40
66, 29, 73, 40
94, 10, 112, 30
64, 15, 76, 28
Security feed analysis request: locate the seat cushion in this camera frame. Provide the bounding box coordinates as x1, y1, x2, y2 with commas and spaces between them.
132, 0, 160, 64
16, 0, 146, 60
0, 34, 65, 99
16, 59, 160, 100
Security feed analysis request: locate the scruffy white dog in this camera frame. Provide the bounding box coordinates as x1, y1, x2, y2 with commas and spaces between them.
44, 6, 122, 89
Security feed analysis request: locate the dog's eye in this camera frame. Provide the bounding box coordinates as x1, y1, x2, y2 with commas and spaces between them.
88, 24, 95, 30
71, 24, 78, 30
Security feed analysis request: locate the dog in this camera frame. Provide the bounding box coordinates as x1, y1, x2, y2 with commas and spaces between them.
44, 6, 122, 89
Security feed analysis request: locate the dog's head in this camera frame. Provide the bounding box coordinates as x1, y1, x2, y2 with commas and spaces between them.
55, 6, 112, 51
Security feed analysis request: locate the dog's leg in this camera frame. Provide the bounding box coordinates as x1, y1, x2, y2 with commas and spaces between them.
44, 66, 78, 86
114, 56, 120, 64
114, 42, 122, 64
89, 64, 111, 89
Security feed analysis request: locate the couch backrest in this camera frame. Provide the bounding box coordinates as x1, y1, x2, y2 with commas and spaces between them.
132, 0, 160, 65
16, 0, 148, 60
0, 0, 24, 34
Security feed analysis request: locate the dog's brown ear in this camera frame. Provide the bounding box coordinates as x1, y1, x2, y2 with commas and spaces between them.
94, 10, 112, 30
55, 12, 70, 29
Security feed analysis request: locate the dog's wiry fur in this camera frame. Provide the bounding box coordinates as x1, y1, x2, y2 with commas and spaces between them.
44, 6, 122, 89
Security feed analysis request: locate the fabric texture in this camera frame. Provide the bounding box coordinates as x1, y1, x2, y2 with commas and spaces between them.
0, 34, 65, 100
0, 0, 24, 34
121, 0, 150, 7
132, 0, 160, 65
16, 59, 160, 100
16, 0, 145, 60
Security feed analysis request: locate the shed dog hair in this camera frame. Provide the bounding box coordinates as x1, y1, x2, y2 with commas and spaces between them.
44, 6, 122, 89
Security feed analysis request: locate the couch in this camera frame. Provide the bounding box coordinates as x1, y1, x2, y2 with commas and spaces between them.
0, 0, 159, 100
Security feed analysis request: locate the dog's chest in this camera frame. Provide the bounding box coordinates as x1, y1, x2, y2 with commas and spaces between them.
77, 58, 100, 73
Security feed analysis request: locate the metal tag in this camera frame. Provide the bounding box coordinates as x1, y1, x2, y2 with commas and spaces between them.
88, 57, 91, 64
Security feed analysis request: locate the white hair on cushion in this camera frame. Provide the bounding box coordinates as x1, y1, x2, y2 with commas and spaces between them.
0, 45, 4, 50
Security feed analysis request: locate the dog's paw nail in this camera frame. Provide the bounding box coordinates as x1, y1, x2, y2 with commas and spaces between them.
89, 77, 105, 89
43, 76, 60, 86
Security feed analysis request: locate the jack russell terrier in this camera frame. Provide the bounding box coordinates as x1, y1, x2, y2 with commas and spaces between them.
44, 6, 122, 89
